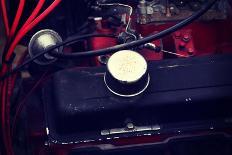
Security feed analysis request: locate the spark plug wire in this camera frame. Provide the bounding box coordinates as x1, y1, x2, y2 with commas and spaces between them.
0, 1, 61, 155
0, 0, 10, 36
5, 0, 62, 62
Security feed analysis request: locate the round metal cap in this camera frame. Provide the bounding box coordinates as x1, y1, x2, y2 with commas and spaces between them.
104, 50, 150, 97
28, 29, 63, 65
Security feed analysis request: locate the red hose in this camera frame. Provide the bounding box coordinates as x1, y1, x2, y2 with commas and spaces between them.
5, 0, 62, 61
0, 0, 10, 36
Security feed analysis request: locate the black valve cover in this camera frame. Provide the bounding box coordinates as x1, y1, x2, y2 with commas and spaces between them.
42, 54, 232, 144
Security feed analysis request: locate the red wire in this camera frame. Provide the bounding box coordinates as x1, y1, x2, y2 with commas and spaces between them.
9, 50, 28, 96
5, 0, 46, 105
11, 70, 49, 137
5, 77, 14, 155
3, 52, 28, 155
3, 0, 61, 132
0, 0, 10, 36
1, 77, 12, 155
1, 64, 8, 75
0, 1, 60, 154
22, 0, 45, 30
1, 1, 25, 154
0, 0, 9, 75
9, 0, 25, 39
0, 0, 45, 76
5, 0, 62, 61
0, 0, 25, 74
1, 81, 7, 153
1, 0, 26, 73
1, 0, 61, 154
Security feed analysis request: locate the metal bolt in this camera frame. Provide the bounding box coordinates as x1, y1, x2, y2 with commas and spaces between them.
127, 123, 134, 129
182, 34, 190, 42
98, 55, 109, 65
188, 48, 194, 55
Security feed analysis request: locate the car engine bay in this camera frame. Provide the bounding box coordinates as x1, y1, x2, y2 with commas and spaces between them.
0, 0, 232, 155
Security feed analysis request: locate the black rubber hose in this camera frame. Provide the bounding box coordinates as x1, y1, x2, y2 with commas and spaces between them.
0, 0, 217, 80
0, 34, 117, 81
50, 0, 217, 59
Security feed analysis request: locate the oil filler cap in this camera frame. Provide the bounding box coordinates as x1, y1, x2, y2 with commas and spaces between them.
104, 50, 150, 97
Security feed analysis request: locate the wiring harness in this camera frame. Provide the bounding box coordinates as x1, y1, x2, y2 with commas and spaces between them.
0, 0, 61, 154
